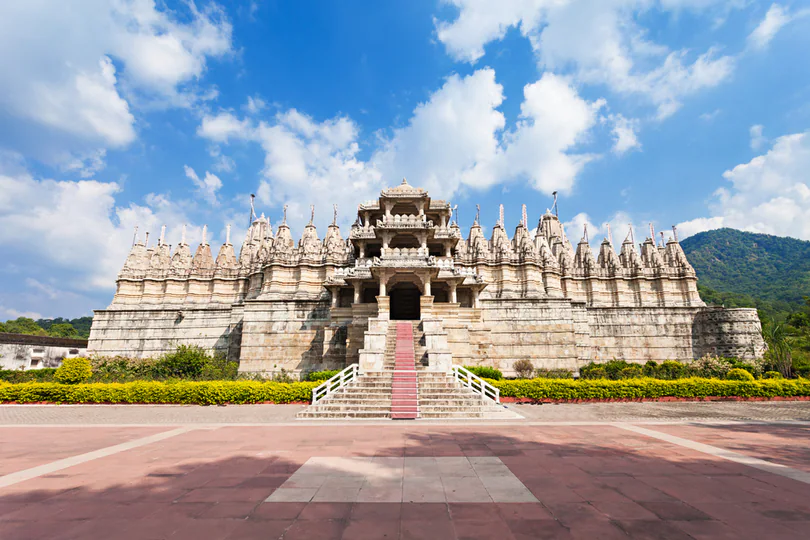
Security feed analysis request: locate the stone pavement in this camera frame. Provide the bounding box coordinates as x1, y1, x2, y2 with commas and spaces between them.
3, 401, 810, 425
1, 404, 810, 539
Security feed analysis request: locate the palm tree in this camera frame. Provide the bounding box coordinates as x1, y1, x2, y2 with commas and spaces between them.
763, 322, 793, 378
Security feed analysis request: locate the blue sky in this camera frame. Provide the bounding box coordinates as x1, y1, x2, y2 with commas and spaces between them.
1, 0, 809, 319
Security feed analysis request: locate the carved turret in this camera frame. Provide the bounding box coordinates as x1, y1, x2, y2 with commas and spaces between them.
574, 236, 596, 272
170, 225, 192, 273
619, 236, 642, 272
597, 238, 620, 273
191, 226, 215, 272
641, 237, 664, 269
215, 226, 238, 271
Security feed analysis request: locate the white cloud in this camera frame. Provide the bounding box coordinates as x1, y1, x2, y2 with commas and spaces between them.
498, 73, 604, 193
184, 165, 223, 206
678, 131, 810, 240
436, 0, 736, 118
747, 4, 792, 49
609, 114, 641, 155
372, 69, 506, 195
749, 124, 766, 150
700, 109, 722, 121
245, 96, 268, 114
198, 111, 253, 143
198, 69, 606, 231
0, 0, 232, 163
0, 306, 43, 321
0, 166, 205, 291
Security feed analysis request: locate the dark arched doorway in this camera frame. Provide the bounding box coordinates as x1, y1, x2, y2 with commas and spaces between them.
390, 282, 421, 320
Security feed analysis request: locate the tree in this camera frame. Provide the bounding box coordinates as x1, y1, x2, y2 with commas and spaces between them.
763, 322, 793, 378
48, 323, 79, 338
3, 317, 47, 336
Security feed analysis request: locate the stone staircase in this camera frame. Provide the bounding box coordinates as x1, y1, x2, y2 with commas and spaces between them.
390, 322, 418, 419
297, 320, 521, 420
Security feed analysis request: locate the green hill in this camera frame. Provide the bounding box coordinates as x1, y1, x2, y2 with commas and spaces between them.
681, 228, 810, 318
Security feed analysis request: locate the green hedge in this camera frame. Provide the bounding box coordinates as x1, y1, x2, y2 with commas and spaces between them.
0, 380, 318, 405
489, 377, 810, 401
0, 369, 56, 383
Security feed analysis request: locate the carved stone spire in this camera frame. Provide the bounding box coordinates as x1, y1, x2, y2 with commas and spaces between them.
474, 204, 480, 225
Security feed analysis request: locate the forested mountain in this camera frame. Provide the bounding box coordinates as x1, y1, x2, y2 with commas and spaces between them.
681, 228, 810, 318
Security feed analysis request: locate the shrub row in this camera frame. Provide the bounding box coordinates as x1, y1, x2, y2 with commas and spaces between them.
489, 377, 810, 401
0, 380, 318, 406
0, 368, 57, 383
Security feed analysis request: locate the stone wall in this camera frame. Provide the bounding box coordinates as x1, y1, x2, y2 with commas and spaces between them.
0, 333, 88, 370
87, 307, 235, 358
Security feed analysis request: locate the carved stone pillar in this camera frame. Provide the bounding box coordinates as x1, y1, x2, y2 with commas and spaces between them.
449, 282, 457, 303
353, 282, 362, 304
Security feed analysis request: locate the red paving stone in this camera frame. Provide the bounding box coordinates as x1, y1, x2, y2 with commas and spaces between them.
0, 424, 809, 539
650, 423, 810, 473
0, 426, 169, 475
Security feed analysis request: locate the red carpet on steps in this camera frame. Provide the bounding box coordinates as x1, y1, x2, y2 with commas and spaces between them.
391, 322, 418, 420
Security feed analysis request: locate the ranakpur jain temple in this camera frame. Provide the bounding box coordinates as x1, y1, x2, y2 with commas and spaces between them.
88, 180, 766, 377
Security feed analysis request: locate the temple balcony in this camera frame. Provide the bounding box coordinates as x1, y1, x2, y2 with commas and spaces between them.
349, 226, 377, 239
375, 214, 433, 229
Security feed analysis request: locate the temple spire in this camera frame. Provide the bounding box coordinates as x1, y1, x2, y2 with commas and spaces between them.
309, 204, 315, 226
649, 223, 656, 245
332, 204, 338, 226
202, 225, 208, 245
282, 204, 288, 225
159, 225, 166, 246
226, 224, 231, 245
132, 225, 139, 246
145, 232, 150, 248
672, 225, 679, 242
606, 223, 613, 246
583, 223, 589, 244
181, 224, 187, 245
474, 204, 480, 225
499, 204, 504, 227
521, 204, 527, 227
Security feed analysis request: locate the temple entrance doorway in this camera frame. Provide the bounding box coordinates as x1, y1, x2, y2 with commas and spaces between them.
390, 282, 420, 320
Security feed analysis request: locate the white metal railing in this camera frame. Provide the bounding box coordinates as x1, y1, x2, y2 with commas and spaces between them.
451, 365, 500, 403
311, 364, 359, 405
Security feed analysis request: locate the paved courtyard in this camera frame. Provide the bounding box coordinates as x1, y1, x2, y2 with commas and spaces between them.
1, 403, 810, 539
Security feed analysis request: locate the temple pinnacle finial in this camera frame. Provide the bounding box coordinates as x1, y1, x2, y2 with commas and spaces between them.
672, 225, 679, 242
583, 223, 589, 244
132, 225, 139, 247
660, 231, 665, 247
309, 204, 315, 226
181, 224, 187, 245
499, 204, 504, 227
521, 204, 527, 228
401, 177, 408, 185
332, 204, 338, 226
649, 223, 656, 245
145, 231, 150, 248
606, 223, 613, 246
552, 191, 558, 217
226, 224, 231, 245
628, 223, 635, 246
202, 225, 208, 245
475, 204, 480, 225
282, 204, 288, 225
452, 205, 458, 225
159, 225, 166, 246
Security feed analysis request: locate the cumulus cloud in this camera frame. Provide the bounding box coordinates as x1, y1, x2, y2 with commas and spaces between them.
198, 69, 606, 231
184, 165, 223, 206
0, 166, 205, 291
609, 114, 641, 155
436, 0, 736, 118
747, 4, 793, 49
749, 124, 766, 150
0, 0, 232, 164
678, 131, 810, 240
